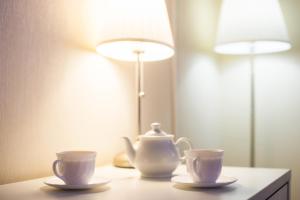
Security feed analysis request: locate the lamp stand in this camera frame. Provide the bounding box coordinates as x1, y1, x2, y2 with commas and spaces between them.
113, 51, 145, 168
135, 51, 145, 135
250, 51, 255, 167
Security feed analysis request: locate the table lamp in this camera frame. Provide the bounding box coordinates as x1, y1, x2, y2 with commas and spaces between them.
96, 0, 174, 167
215, 0, 291, 167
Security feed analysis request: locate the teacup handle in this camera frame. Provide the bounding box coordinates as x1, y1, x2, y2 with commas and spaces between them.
52, 160, 64, 181
175, 137, 192, 162
192, 157, 200, 173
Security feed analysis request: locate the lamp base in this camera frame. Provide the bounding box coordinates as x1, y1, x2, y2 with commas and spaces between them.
113, 152, 134, 168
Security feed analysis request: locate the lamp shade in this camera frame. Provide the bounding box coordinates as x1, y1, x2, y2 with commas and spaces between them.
96, 0, 174, 61
215, 0, 291, 55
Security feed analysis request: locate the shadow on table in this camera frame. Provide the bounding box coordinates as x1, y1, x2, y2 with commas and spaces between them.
40, 185, 110, 197
140, 176, 172, 182
173, 183, 238, 194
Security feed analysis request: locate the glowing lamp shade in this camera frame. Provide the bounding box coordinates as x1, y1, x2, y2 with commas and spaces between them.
96, 0, 174, 61
215, 0, 291, 55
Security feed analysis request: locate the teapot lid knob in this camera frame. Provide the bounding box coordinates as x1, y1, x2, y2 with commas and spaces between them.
144, 122, 168, 136
151, 122, 161, 132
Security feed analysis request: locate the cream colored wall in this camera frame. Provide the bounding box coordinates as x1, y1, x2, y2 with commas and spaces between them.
254, 52, 300, 200
218, 56, 251, 166
142, 0, 175, 134
0, 0, 174, 184
217, 1, 300, 198
142, 60, 174, 134
254, 2, 300, 199
176, 0, 300, 199
176, 0, 220, 147
175, 0, 250, 166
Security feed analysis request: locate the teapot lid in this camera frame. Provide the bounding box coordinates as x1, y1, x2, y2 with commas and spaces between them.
140, 123, 173, 140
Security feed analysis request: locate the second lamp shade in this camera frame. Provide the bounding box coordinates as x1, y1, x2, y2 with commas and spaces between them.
215, 0, 291, 55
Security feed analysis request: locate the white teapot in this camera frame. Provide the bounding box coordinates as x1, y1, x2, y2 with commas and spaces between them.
122, 123, 192, 178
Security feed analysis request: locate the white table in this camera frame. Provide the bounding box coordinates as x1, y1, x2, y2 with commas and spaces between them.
0, 165, 290, 200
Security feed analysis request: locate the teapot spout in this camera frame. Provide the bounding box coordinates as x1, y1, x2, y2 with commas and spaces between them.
122, 137, 136, 165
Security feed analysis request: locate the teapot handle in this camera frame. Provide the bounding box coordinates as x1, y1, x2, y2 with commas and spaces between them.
175, 137, 192, 162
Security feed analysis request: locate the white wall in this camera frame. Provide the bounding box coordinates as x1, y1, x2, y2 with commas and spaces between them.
219, 1, 300, 199
254, 53, 300, 200
176, 0, 300, 199
175, 0, 250, 166
176, 0, 222, 148
0, 0, 174, 184
141, 0, 175, 134
219, 56, 251, 166
142, 59, 174, 134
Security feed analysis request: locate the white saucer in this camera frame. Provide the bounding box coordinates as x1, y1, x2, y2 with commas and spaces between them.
44, 176, 110, 190
171, 175, 237, 188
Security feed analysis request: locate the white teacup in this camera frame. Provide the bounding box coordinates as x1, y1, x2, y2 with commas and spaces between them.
52, 151, 97, 185
185, 149, 224, 183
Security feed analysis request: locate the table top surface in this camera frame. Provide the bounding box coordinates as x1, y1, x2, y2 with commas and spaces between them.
0, 165, 290, 200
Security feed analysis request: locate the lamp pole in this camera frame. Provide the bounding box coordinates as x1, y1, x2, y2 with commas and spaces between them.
250, 47, 255, 167
135, 51, 145, 135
